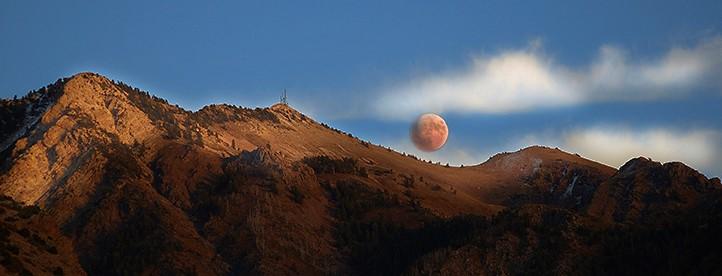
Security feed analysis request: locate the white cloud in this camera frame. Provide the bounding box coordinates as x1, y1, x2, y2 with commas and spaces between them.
375, 37, 722, 119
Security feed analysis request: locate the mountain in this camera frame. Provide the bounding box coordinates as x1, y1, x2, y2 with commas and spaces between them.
588, 157, 721, 223
405, 158, 722, 275
0, 72, 720, 275
0, 195, 85, 275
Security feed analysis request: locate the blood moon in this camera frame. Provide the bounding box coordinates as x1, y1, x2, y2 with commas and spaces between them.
410, 113, 448, 152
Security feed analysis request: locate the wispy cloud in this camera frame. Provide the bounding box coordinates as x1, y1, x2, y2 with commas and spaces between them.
388, 139, 491, 166
516, 127, 721, 176
374, 37, 722, 119
386, 126, 721, 177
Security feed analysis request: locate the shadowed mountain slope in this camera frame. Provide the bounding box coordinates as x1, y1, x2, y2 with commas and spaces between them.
0, 73, 719, 275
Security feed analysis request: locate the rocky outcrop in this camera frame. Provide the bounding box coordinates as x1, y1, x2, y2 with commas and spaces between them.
587, 157, 721, 224
481, 146, 616, 209
0, 73, 163, 205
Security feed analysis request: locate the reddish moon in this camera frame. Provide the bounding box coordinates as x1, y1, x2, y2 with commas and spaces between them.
410, 113, 448, 152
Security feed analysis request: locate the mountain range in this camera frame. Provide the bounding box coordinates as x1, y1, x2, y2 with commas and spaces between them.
0, 72, 720, 275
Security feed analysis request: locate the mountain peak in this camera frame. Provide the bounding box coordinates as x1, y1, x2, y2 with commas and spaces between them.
617, 156, 656, 173
589, 156, 720, 223
270, 102, 293, 111
68, 71, 108, 80
482, 145, 614, 172
63, 72, 114, 93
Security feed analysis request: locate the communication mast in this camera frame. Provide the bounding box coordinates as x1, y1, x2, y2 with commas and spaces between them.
280, 89, 288, 105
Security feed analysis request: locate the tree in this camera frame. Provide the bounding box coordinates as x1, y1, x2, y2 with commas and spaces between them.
289, 186, 305, 204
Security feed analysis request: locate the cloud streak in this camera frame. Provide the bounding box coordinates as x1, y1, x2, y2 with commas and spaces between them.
388, 126, 721, 177
518, 127, 721, 177
375, 37, 722, 119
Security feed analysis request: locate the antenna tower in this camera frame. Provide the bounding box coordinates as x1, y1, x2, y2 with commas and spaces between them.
280, 89, 288, 105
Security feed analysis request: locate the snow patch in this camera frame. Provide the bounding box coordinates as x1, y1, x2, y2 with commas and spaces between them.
0, 95, 54, 153
562, 175, 579, 198
531, 158, 543, 173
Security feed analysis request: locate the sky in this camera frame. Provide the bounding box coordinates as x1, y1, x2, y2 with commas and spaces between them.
2, 1, 721, 177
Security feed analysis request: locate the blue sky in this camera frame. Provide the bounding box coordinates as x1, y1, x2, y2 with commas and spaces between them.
2, 1, 721, 176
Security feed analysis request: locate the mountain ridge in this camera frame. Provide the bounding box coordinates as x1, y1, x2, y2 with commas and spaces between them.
0, 72, 720, 275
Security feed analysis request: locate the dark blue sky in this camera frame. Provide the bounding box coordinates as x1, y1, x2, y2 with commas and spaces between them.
2, 1, 721, 176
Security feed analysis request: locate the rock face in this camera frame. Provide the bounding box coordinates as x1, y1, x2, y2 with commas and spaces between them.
481, 146, 616, 209
588, 157, 721, 223
0, 73, 720, 275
